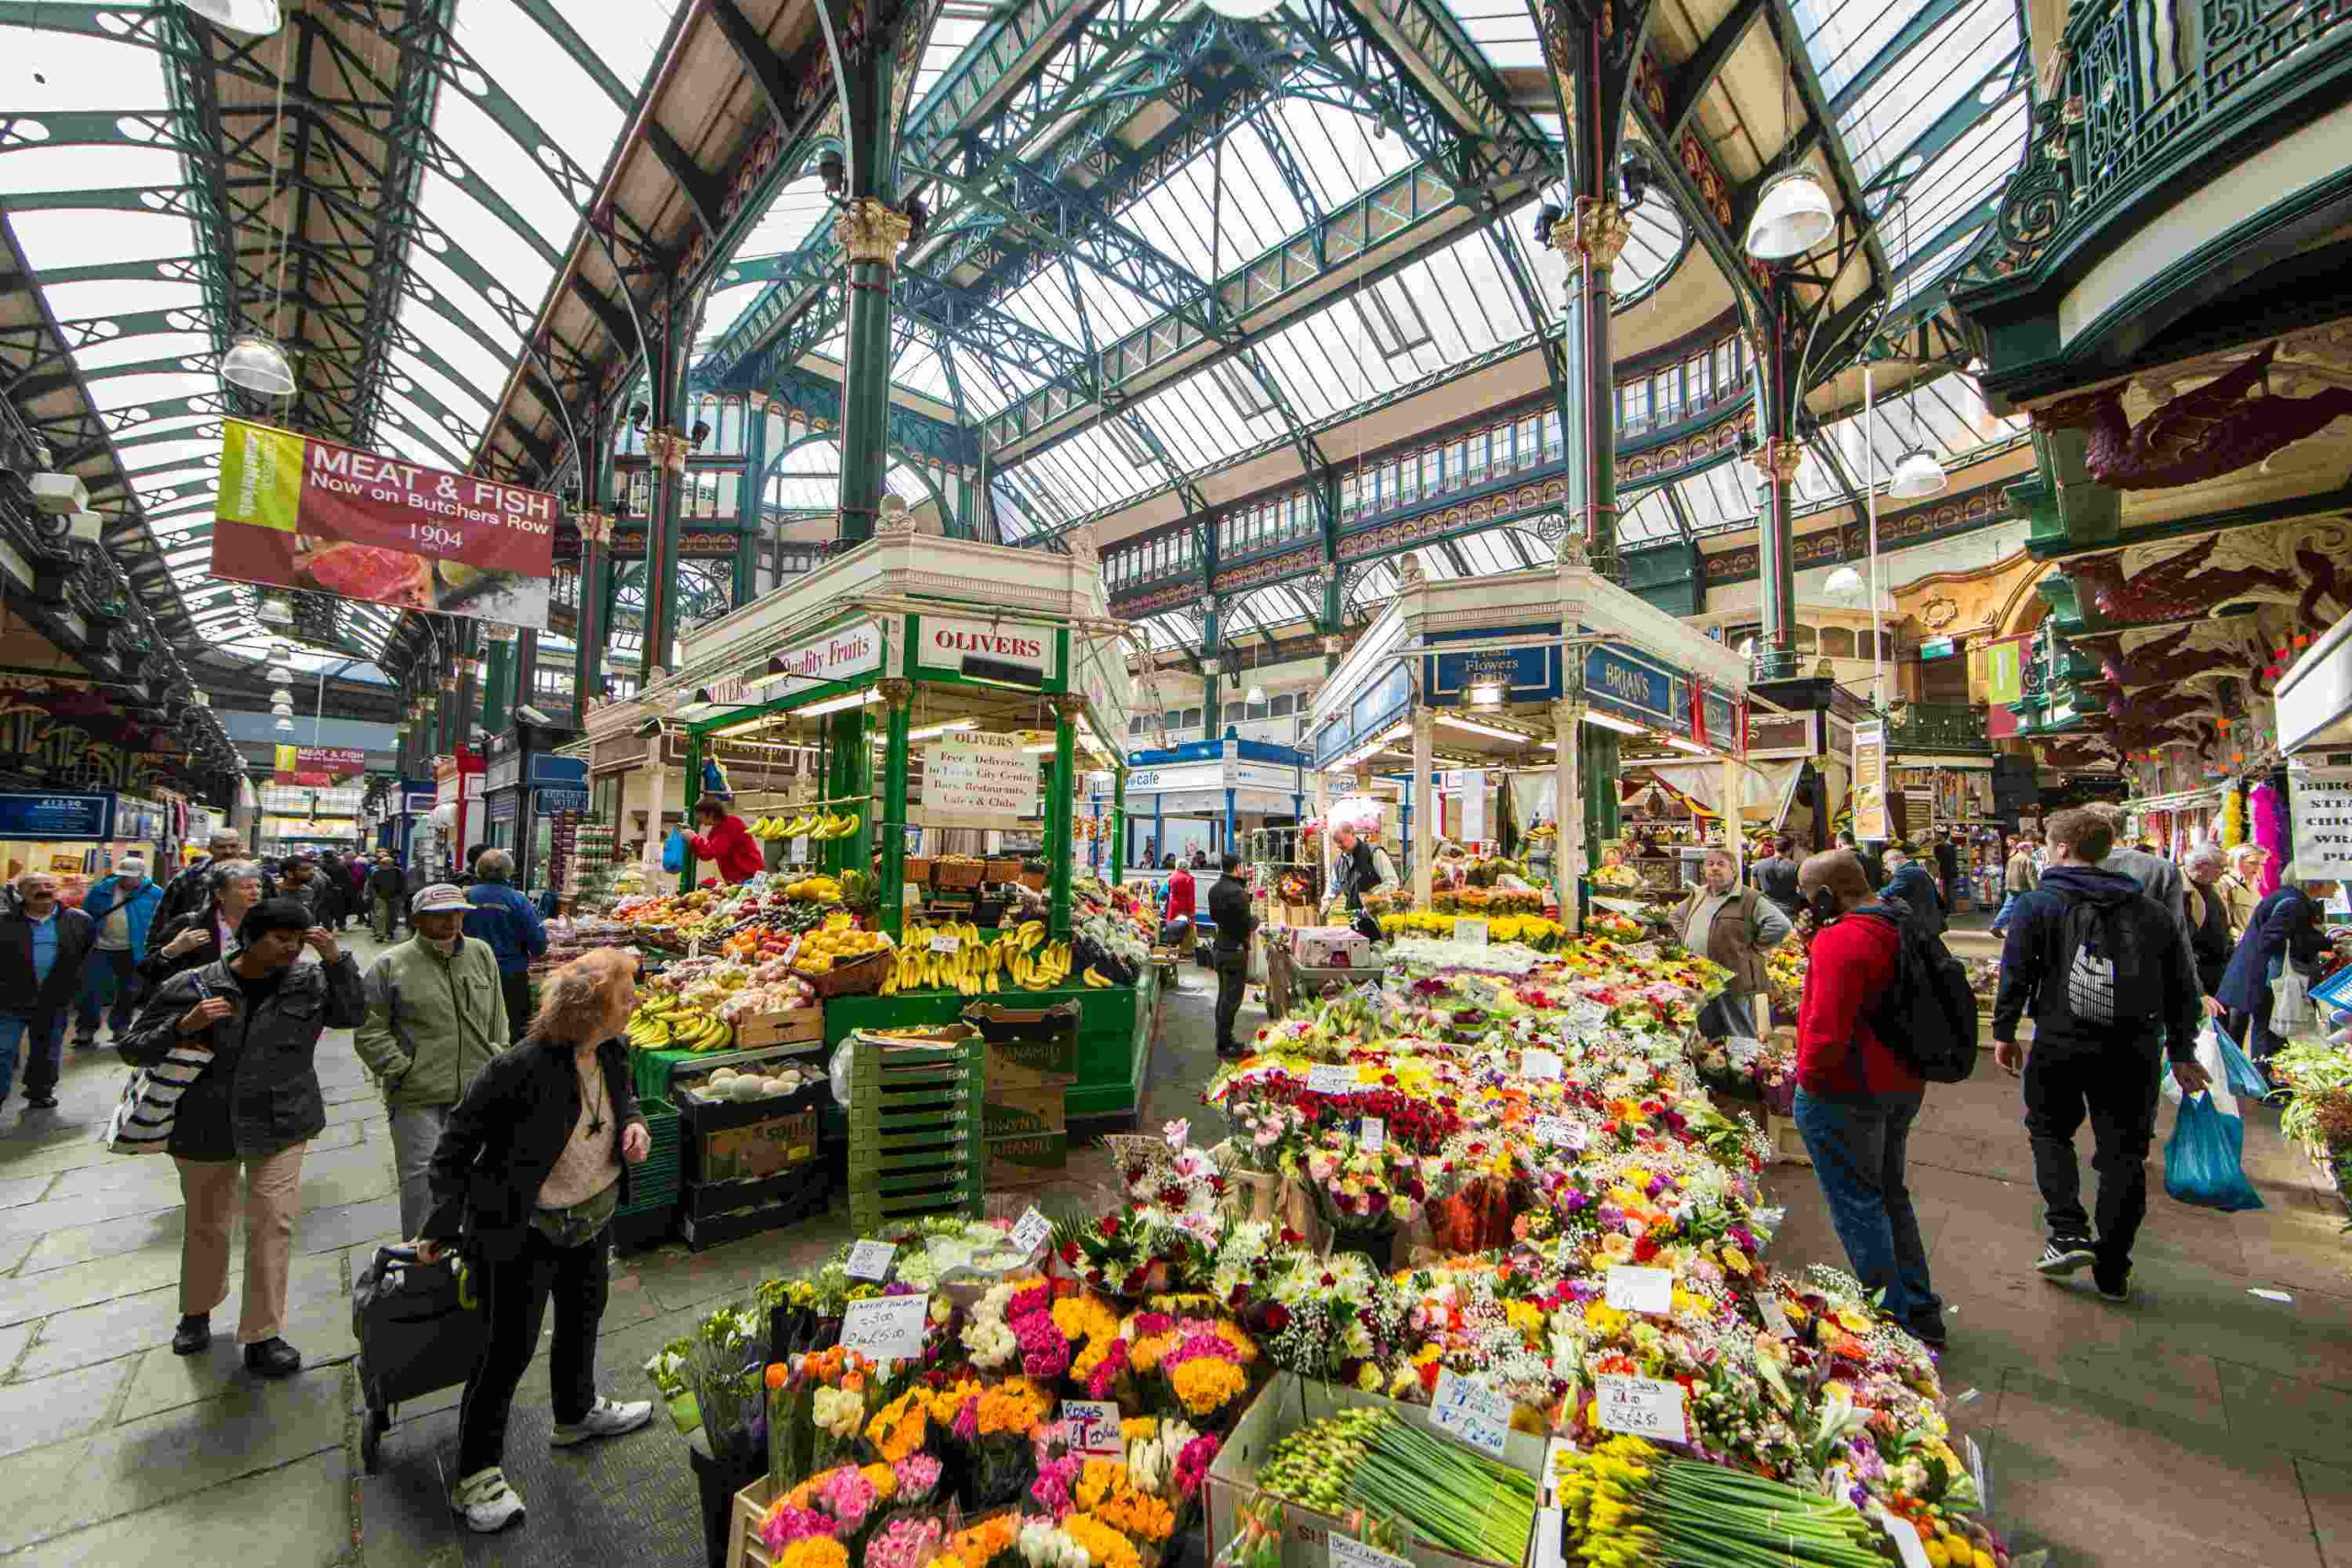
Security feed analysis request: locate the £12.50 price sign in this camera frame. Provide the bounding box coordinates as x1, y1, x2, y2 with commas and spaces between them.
211, 418, 559, 630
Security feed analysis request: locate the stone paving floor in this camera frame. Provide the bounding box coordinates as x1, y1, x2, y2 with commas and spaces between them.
0, 931, 2346, 1565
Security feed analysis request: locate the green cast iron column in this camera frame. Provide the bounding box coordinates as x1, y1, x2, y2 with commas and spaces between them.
1201, 595, 1221, 742
479, 634, 511, 737
825, 705, 872, 880
1111, 767, 1126, 884
878, 678, 911, 938
736, 398, 768, 605
641, 306, 690, 685
825, 5, 904, 549
679, 728, 701, 895
1048, 693, 1080, 936
1750, 282, 1806, 681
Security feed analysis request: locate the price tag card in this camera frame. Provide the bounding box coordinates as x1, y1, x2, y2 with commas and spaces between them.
1330, 1537, 1415, 1568
1758, 1294, 1795, 1339
1521, 1048, 1563, 1081
841, 1292, 930, 1360
1306, 1064, 1358, 1094
930, 933, 961, 953
1604, 1266, 1674, 1316
1872, 1503, 1934, 1568
1964, 1434, 1988, 1514
1010, 1207, 1054, 1256
844, 1239, 897, 1280
687, 937, 702, 960
1531, 1115, 1588, 1149
1453, 918, 1490, 947
1359, 1116, 1385, 1153
1061, 1398, 1124, 1456
1593, 1374, 1686, 1443
1429, 1367, 1512, 1458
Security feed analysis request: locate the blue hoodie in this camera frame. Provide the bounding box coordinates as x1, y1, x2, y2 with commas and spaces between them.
82, 874, 164, 960
463, 879, 548, 975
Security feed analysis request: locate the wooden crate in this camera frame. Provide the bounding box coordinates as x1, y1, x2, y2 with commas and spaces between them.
984, 857, 1022, 882
903, 855, 933, 887
724, 1477, 776, 1568
1770, 1112, 1811, 1167
935, 859, 986, 890
733, 1007, 824, 1048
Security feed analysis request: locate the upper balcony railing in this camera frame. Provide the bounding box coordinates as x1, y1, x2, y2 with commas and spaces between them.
1888, 702, 1991, 754
1955, 0, 2352, 305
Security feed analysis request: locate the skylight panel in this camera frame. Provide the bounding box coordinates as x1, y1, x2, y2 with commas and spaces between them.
1433, 0, 1546, 70
1837, 3, 2018, 182
41, 278, 204, 320
9, 208, 196, 272
2, 143, 179, 197
448, 0, 628, 176
72, 332, 214, 376
1795, 0, 1919, 103
432, 89, 580, 248
85, 370, 215, 413
416, 171, 557, 304
406, 246, 525, 361
557, 0, 688, 93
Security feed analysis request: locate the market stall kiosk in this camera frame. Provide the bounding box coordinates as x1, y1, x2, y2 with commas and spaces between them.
480, 719, 586, 895
0, 790, 125, 881
1304, 551, 1749, 929
656, 527, 1148, 1122
1102, 738, 1307, 875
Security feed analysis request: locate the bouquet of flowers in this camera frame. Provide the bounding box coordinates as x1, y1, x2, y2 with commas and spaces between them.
941, 1376, 1053, 1507
937, 1512, 1021, 1568
759, 1461, 900, 1555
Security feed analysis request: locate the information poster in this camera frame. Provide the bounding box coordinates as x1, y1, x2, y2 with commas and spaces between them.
274, 745, 368, 787
2290, 767, 2352, 880
211, 418, 557, 629
1851, 719, 1887, 841
920, 731, 1039, 829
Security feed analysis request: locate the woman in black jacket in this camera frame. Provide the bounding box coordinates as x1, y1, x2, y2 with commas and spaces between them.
119, 899, 363, 1374
415, 948, 653, 1534
140, 861, 266, 989
2216, 873, 2340, 1068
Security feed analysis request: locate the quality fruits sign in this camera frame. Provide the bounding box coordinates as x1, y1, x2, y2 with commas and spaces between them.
211, 419, 557, 630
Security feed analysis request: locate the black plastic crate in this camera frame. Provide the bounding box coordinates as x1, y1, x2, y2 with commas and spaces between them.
680, 1175, 832, 1251
681, 1164, 827, 1221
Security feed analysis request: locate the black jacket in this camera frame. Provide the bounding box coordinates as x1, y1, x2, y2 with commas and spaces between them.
1991, 863, 2199, 1061
422, 1032, 647, 1261
154, 859, 275, 931
1752, 855, 1802, 916
368, 863, 406, 898
1207, 872, 1257, 952
1333, 839, 1384, 911
139, 903, 238, 987
0, 904, 97, 1020
119, 952, 366, 1159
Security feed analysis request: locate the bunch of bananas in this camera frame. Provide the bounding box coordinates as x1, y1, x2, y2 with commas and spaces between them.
750, 810, 864, 840
625, 996, 734, 1052
880, 919, 1109, 995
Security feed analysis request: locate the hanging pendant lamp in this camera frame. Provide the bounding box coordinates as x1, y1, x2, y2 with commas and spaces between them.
221, 333, 297, 396
1745, 169, 1835, 260
1822, 564, 1867, 604
181, 0, 283, 36
1887, 446, 1948, 498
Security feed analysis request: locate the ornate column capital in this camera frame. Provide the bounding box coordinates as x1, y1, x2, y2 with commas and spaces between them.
643, 428, 690, 473
1052, 693, 1089, 722
1394, 550, 1426, 587
877, 676, 914, 712
576, 509, 615, 546
1747, 435, 1806, 485
1547, 199, 1634, 278
1321, 634, 1344, 657
836, 197, 914, 267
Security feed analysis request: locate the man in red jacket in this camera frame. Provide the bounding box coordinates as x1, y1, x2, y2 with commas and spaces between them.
685, 796, 766, 886
1792, 850, 1944, 1348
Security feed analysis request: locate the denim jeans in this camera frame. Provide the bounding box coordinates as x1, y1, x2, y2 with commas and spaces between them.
1987, 892, 2020, 933
1792, 1088, 1943, 1337
0, 1012, 67, 1102
387, 1103, 452, 1240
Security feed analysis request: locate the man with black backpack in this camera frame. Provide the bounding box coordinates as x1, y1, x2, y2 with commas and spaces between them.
1790, 850, 1959, 1349
1992, 807, 2209, 1303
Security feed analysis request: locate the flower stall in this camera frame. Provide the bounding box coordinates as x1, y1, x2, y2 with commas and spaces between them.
1302, 551, 1749, 935
655, 922, 2022, 1568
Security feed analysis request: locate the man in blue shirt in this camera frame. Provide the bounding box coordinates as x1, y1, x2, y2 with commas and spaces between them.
462, 848, 548, 1043
74, 854, 165, 1049
1, 872, 98, 1110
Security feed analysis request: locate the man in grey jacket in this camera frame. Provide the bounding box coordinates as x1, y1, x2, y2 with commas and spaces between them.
353, 883, 509, 1236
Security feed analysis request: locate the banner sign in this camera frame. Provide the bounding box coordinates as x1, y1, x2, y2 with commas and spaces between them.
1747, 710, 1821, 760
1852, 719, 1888, 841
211, 419, 557, 630
920, 731, 1040, 829
1584, 645, 1678, 728
0, 791, 113, 840
536, 787, 591, 815
274, 744, 368, 787
1423, 625, 1560, 705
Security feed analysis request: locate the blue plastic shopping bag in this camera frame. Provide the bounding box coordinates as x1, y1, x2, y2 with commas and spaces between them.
2210, 1023, 2271, 1100
2163, 1091, 2265, 1212
661, 828, 688, 874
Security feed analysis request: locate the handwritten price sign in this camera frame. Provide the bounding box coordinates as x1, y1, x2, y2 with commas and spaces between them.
844, 1240, 897, 1280
1531, 1115, 1588, 1150
1306, 1064, 1358, 1094
1603, 1266, 1674, 1315
1010, 1207, 1053, 1256
1594, 1374, 1685, 1443
841, 1293, 930, 1360
1430, 1367, 1512, 1458
1330, 1537, 1415, 1568
1061, 1399, 1124, 1456
1521, 1048, 1562, 1081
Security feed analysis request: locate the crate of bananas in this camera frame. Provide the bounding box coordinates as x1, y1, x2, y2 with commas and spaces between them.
883, 918, 1123, 996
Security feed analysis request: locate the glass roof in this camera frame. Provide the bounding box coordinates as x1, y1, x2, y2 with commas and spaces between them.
4, 2, 687, 670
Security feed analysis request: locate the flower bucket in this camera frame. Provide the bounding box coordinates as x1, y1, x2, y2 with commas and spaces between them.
690, 1431, 768, 1568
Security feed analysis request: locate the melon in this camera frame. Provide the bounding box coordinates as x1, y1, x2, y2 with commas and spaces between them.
727, 1077, 767, 1102
760, 1077, 787, 1096
710, 1067, 738, 1083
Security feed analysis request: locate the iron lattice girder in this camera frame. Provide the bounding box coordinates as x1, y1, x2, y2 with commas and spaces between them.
1660, 0, 1767, 142
1329, 0, 1544, 153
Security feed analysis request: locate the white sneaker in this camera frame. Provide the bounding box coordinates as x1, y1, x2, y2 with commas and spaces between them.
550, 1394, 653, 1447
451, 1466, 525, 1533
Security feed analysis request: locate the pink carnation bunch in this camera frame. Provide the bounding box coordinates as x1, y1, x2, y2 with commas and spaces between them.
757, 1506, 837, 1552
1086, 1336, 1130, 1400
1029, 1453, 1083, 1519
818, 1464, 879, 1530
1014, 1308, 1072, 1379
868, 1516, 946, 1568
1173, 1431, 1222, 1499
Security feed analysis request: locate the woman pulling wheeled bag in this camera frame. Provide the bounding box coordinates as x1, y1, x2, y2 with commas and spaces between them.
413, 947, 656, 1533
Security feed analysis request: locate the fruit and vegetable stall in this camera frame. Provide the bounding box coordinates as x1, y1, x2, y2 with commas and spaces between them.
644, 926, 2030, 1568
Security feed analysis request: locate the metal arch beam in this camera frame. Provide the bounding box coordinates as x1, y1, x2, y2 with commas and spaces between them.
1660, 482, 1697, 544
1754, 0, 1889, 292
1487, 220, 1564, 385
643, 125, 732, 243
1326, 0, 1550, 157
1662, 0, 1767, 143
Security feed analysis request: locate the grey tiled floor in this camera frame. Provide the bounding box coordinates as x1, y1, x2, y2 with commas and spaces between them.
0, 938, 2346, 1564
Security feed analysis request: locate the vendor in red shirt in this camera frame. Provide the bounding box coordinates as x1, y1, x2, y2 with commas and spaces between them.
1162, 856, 1197, 954
1790, 849, 1943, 1349
685, 795, 765, 885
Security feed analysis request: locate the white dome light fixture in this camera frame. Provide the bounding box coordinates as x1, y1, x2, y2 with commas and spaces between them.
1203, 0, 1283, 17
1822, 564, 1867, 604
1745, 169, 1835, 260
269, 686, 293, 705
1887, 446, 1949, 499
1245, 684, 1266, 705
220, 333, 296, 396
182, 0, 284, 33
273, 715, 295, 732
269, 701, 294, 718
